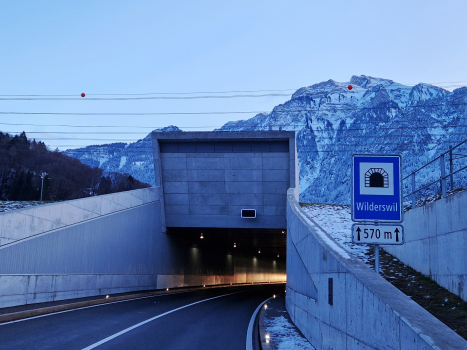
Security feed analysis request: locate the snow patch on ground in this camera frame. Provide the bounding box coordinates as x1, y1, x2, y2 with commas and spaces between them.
300, 203, 371, 263
118, 156, 127, 169
0, 201, 44, 213
265, 315, 315, 350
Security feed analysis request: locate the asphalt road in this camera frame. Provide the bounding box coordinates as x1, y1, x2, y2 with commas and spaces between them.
0, 284, 284, 350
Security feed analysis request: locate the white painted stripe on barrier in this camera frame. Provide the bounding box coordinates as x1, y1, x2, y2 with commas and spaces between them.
246, 297, 270, 350
81, 292, 240, 350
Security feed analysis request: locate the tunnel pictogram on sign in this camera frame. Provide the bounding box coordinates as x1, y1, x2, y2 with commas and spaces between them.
365, 168, 389, 188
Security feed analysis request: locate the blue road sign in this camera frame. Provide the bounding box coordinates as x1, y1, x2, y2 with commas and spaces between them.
352, 155, 402, 222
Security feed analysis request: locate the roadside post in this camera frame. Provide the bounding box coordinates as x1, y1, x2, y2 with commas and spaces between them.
351, 155, 404, 274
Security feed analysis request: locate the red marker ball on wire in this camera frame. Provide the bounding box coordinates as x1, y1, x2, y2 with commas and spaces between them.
81, 93, 85, 97
347, 85, 353, 90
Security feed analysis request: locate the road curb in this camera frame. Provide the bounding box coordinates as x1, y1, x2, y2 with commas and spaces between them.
258, 297, 274, 350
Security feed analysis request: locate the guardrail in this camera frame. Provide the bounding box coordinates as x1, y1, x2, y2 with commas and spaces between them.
403, 138, 467, 209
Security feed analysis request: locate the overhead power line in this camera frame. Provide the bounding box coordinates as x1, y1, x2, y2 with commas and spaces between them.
0, 111, 263, 116
1, 101, 466, 115
0, 93, 292, 101
25, 132, 467, 144
53, 139, 465, 153
0, 89, 298, 98
7, 126, 467, 136
0, 122, 217, 129
0, 79, 466, 98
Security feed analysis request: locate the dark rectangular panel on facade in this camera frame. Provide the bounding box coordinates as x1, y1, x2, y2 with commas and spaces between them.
159, 141, 289, 153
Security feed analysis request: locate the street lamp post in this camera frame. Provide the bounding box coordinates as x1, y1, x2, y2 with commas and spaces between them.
40, 172, 47, 203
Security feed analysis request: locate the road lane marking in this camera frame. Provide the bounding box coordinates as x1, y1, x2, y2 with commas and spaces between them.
246, 297, 270, 350
81, 292, 240, 350
0, 291, 192, 326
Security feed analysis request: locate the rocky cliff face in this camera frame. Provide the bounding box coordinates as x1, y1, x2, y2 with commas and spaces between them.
64, 126, 181, 186
219, 75, 467, 204
65, 76, 467, 204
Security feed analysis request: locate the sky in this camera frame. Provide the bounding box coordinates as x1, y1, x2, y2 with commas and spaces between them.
1, 0, 467, 150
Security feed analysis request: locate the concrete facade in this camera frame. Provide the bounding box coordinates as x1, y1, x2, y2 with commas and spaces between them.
286, 188, 467, 349
152, 131, 297, 230
384, 190, 467, 301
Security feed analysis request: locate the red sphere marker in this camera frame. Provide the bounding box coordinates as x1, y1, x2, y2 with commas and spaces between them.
81, 93, 85, 97
347, 85, 353, 90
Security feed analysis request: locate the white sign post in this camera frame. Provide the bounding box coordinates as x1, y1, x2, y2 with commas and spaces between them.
351, 155, 404, 274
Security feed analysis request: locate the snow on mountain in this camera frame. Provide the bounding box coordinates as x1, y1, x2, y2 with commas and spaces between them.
218, 75, 467, 204
63, 126, 182, 186
64, 76, 467, 204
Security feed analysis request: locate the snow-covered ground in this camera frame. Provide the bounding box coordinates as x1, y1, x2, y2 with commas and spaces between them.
0, 201, 44, 213
265, 315, 315, 350
300, 203, 371, 263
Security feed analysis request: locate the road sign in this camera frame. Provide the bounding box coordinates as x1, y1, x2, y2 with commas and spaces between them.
352, 154, 402, 222
351, 223, 404, 245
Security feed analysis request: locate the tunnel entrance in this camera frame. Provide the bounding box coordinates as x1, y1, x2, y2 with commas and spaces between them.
151, 131, 296, 286
166, 227, 287, 259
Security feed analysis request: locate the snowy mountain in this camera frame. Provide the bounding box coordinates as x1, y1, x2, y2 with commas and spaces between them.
219, 75, 467, 204
64, 126, 181, 186
64, 76, 467, 204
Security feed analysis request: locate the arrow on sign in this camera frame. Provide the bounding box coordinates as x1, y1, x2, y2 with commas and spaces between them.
395, 228, 400, 242
356, 227, 361, 241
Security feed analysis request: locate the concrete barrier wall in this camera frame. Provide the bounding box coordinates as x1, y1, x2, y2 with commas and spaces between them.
0, 187, 160, 246
384, 190, 467, 301
286, 189, 466, 349
0, 188, 163, 308
0, 188, 285, 308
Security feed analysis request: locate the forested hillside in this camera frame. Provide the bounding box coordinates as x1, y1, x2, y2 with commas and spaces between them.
0, 131, 150, 201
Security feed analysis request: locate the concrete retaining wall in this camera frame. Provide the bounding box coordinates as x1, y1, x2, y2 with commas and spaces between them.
286, 189, 466, 349
384, 190, 467, 301
0, 187, 160, 246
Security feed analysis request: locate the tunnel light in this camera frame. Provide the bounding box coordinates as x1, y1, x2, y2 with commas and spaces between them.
265, 334, 270, 344
200, 233, 204, 239
264, 304, 268, 309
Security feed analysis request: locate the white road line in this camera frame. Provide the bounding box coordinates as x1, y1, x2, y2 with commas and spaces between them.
81, 292, 240, 350
0, 291, 191, 326
246, 297, 270, 350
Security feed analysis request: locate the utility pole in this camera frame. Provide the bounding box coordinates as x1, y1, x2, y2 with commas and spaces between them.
40, 172, 47, 203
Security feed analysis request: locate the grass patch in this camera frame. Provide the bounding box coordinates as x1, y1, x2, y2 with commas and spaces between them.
367, 247, 467, 340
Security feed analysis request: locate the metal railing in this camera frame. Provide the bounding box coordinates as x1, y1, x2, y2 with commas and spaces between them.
403, 138, 467, 209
